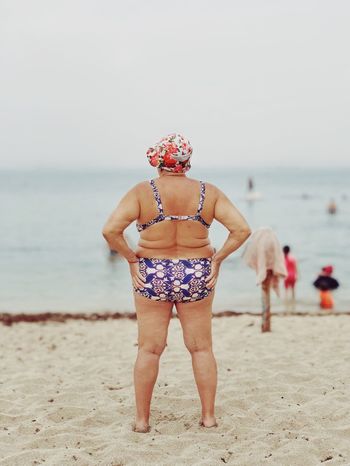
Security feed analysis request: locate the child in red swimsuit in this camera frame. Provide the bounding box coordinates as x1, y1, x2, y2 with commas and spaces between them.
283, 245, 298, 300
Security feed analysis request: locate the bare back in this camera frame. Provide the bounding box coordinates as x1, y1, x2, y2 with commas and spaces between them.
102, 171, 251, 264
135, 176, 216, 259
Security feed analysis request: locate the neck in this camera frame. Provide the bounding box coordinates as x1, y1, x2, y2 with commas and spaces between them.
158, 170, 186, 177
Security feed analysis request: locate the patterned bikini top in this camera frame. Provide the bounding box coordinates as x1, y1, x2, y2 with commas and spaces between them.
136, 179, 211, 232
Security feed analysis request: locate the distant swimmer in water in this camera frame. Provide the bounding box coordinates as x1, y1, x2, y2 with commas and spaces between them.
246, 177, 262, 201
248, 177, 254, 192
328, 199, 337, 215
283, 245, 298, 301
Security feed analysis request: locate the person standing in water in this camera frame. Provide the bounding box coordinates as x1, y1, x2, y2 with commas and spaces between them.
328, 199, 337, 215
248, 177, 254, 192
283, 245, 298, 301
102, 133, 251, 433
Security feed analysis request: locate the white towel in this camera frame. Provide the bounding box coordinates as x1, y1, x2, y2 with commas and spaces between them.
242, 227, 287, 296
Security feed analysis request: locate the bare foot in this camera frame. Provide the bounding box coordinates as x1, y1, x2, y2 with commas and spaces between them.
132, 421, 151, 433
199, 416, 218, 428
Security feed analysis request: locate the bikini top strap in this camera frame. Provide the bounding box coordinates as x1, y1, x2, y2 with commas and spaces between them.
197, 181, 206, 214
149, 179, 164, 215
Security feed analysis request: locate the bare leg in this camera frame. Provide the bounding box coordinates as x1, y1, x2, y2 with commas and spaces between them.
291, 286, 296, 301
176, 292, 217, 427
133, 293, 173, 432
285, 286, 293, 311
284, 287, 288, 301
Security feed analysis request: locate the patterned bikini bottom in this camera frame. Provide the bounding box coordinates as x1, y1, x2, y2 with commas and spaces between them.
133, 257, 213, 303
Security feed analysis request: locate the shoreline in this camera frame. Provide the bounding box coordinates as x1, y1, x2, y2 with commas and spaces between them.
1, 309, 349, 326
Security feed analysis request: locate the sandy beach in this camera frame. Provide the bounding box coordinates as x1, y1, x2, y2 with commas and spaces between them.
1, 313, 350, 466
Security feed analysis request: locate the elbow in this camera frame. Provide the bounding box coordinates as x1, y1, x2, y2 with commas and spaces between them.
102, 227, 123, 242
228, 226, 251, 243
102, 227, 114, 241
236, 226, 251, 243
244, 227, 252, 240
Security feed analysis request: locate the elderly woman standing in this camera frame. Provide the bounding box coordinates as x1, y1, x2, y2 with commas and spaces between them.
102, 134, 251, 433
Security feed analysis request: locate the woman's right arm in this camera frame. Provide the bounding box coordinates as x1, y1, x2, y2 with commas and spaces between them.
102, 186, 145, 289
206, 187, 251, 289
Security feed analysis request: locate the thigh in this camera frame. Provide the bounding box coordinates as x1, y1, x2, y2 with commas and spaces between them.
134, 292, 173, 352
175, 291, 215, 351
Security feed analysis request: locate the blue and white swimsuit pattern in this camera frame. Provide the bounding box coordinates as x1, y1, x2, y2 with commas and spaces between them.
134, 257, 213, 303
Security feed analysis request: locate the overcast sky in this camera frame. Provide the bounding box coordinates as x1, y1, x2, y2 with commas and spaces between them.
1, 0, 349, 169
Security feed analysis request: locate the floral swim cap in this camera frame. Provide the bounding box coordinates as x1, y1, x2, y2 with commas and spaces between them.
146, 133, 193, 173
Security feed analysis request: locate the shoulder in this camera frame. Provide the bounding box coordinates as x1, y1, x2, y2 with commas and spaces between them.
192, 180, 220, 198
128, 181, 151, 196
201, 181, 217, 191
202, 182, 227, 201
186, 178, 221, 203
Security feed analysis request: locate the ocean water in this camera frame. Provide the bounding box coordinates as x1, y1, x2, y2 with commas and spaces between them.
1, 167, 349, 313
